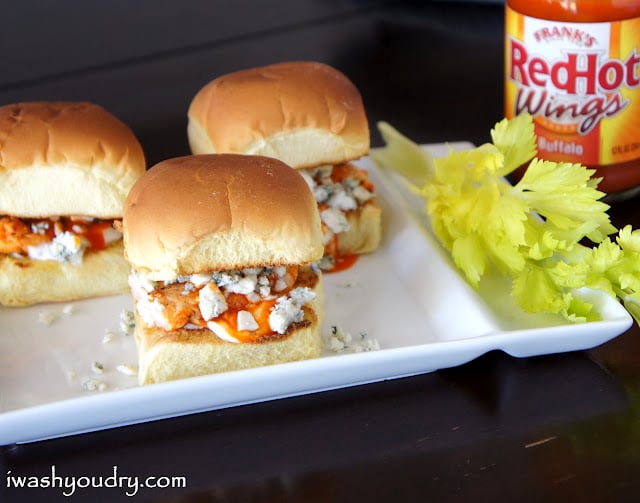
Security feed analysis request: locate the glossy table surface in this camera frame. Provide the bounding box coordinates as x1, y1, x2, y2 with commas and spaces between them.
3, 1, 640, 501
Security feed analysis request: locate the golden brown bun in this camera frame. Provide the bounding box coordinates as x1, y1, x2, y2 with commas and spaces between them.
187, 61, 369, 169
340, 201, 382, 255
0, 241, 130, 306
135, 271, 325, 384
123, 154, 324, 280
0, 102, 146, 218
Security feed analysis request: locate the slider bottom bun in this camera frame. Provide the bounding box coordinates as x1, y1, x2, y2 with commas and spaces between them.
339, 201, 383, 256
135, 275, 325, 385
0, 241, 130, 307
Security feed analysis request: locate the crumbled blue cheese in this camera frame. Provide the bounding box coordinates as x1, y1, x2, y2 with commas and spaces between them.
326, 324, 381, 353
352, 185, 374, 203
62, 304, 76, 316
312, 165, 333, 180
269, 298, 304, 334
228, 276, 258, 295
30, 220, 51, 235
119, 310, 136, 335
116, 364, 138, 376
314, 255, 335, 272
237, 310, 259, 331
27, 231, 87, 265
189, 273, 212, 287
102, 330, 116, 344
269, 287, 315, 334
135, 296, 170, 330
320, 207, 350, 235
289, 286, 316, 305
212, 271, 257, 294
82, 378, 107, 392
302, 164, 374, 223
38, 309, 57, 326
199, 283, 228, 320
274, 269, 295, 292
313, 185, 332, 203
327, 186, 358, 211
90, 361, 105, 374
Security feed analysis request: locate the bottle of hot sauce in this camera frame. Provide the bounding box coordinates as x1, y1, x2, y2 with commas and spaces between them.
505, 0, 640, 199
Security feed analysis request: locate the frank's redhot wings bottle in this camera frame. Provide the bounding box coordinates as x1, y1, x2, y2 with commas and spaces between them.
505, 0, 640, 199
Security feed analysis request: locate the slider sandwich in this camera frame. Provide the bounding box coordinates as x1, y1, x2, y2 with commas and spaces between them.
0, 102, 146, 306
187, 61, 381, 272
122, 154, 325, 384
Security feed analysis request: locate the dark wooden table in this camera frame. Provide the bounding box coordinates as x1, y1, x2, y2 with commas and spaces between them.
3, 1, 640, 501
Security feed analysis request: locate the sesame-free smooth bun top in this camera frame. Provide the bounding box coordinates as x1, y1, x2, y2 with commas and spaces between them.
123, 154, 324, 280
187, 61, 370, 168
0, 101, 146, 218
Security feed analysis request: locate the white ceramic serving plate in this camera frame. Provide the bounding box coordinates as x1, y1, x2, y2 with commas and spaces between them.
0, 143, 632, 445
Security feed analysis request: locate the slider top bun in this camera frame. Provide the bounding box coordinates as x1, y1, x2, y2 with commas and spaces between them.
187, 61, 369, 169
123, 154, 324, 281
0, 101, 146, 218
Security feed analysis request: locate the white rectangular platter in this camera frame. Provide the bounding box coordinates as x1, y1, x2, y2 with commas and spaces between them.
0, 143, 632, 445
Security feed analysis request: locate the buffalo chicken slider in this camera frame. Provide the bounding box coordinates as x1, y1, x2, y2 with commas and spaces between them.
187, 61, 381, 272
122, 154, 325, 384
0, 101, 146, 306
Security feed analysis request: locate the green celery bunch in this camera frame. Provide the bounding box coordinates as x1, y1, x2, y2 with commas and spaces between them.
372, 114, 640, 323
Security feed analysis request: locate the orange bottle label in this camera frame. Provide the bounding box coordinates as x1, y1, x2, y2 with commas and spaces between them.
505, 6, 640, 167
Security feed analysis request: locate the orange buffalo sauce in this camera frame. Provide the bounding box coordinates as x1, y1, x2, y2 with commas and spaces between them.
214, 299, 279, 343
82, 220, 114, 250
505, 0, 640, 198
322, 232, 359, 273
331, 253, 359, 273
